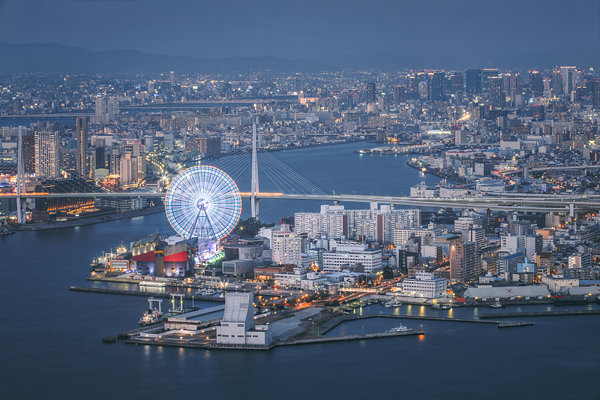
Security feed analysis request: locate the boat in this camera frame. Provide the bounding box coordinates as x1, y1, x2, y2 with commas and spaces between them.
384, 300, 394, 308
393, 299, 403, 307
440, 304, 451, 310
139, 297, 164, 327
488, 301, 505, 309
387, 324, 410, 332
102, 336, 116, 343
430, 303, 441, 310
0, 223, 14, 236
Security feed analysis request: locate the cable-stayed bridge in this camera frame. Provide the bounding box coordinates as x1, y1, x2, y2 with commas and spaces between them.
1, 125, 597, 222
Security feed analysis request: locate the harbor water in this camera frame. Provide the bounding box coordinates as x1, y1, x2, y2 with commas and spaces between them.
2, 142, 600, 399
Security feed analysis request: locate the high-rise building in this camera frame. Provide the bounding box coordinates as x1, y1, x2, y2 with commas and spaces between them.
407, 75, 418, 94
75, 117, 88, 177
482, 68, 500, 92
529, 70, 544, 97
22, 135, 35, 174
450, 241, 480, 282
393, 85, 406, 104
488, 76, 504, 109
35, 130, 60, 179
465, 69, 482, 94
428, 71, 445, 102
119, 153, 138, 185
591, 78, 600, 110
366, 82, 376, 103
551, 68, 563, 97
271, 224, 301, 267
560, 66, 577, 96
448, 72, 464, 94
94, 96, 119, 123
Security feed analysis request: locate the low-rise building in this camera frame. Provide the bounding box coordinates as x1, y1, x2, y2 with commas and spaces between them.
399, 271, 446, 298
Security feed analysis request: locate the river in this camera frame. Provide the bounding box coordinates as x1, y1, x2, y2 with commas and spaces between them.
1, 142, 599, 399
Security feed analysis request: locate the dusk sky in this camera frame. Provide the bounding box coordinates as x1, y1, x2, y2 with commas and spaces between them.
0, 0, 598, 60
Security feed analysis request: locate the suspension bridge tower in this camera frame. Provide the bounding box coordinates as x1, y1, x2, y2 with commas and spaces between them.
251, 124, 260, 220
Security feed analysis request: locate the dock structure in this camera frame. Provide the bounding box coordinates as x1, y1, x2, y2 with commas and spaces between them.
319, 313, 535, 332
68, 286, 224, 302
479, 310, 600, 319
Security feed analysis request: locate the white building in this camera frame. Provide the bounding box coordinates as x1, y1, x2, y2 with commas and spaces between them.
216, 293, 272, 346
271, 224, 301, 266
394, 227, 439, 248
542, 274, 579, 293
35, 130, 60, 179
322, 243, 382, 273
399, 271, 446, 298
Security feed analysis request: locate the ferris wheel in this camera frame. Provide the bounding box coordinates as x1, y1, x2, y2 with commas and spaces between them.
165, 166, 242, 240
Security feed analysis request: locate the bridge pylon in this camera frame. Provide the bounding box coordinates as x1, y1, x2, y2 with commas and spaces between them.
251, 124, 259, 220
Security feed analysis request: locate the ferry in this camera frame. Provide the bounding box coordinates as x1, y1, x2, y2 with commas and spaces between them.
387, 324, 410, 332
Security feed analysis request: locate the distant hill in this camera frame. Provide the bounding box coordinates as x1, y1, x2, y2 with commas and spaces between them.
0, 42, 598, 74
0, 43, 334, 74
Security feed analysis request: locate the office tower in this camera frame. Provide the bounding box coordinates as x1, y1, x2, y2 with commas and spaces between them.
428, 71, 445, 102
35, 130, 60, 179
560, 66, 577, 96
465, 69, 482, 94
529, 70, 544, 97
94, 146, 105, 169
148, 80, 155, 93
75, 117, 88, 177
482, 68, 500, 92
169, 71, 175, 86
542, 77, 552, 98
450, 241, 480, 282
502, 73, 519, 103
551, 68, 563, 97
407, 75, 418, 94
592, 78, 600, 110
394, 85, 406, 104
366, 82, 376, 103
488, 76, 504, 109
448, 72, 464, 94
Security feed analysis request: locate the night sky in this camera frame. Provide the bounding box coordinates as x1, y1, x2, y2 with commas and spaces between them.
0, 0, 597, 60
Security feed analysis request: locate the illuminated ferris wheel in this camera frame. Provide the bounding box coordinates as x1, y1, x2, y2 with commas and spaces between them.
165, 166, 242, 240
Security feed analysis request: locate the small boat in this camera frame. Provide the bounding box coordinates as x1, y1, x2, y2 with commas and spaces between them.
384, 300, 394, 308
139, 309, 164, 326
488, 301, 505, 309
430, 304, 441, 310
440, 304, 451, 310
102, 336, 116, 343
387, 324, 410, 332
139, 297, 164, 326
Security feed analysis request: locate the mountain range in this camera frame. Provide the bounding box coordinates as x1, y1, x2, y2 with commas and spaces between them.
0, 42, 599, 74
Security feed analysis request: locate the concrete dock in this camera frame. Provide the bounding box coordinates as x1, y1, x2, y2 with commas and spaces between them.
319, 313, 534, 332
479, 310, 600, 319
69, 286, 224, 302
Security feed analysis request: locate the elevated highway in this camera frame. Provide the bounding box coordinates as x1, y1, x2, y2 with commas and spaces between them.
1, 191, 598, 212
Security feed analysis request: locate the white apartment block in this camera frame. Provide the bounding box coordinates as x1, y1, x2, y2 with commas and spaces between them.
399, 271, 447, 298
271, 224, 301, 266
322, 243, 382, 273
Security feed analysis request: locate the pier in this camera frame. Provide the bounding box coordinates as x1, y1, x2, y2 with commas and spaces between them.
68, 286, 225, 302
479, 310, 600, 318
316, 313, 534, 334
